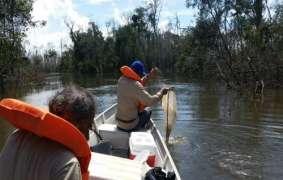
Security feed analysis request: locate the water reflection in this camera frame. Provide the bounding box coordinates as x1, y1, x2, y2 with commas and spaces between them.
1, 73, 283, 180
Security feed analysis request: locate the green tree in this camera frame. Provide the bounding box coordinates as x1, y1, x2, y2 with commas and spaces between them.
69, 22, 105, 73
0, 0, 39, 87
58, 48, 73, 72
102, 37, 119, 72
184, 0, 283, 90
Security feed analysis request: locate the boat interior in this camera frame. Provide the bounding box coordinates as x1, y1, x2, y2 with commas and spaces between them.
88, 104, 180, 180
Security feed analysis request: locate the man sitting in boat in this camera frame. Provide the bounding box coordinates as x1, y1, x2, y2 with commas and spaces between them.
116, 59, 169, 132
0, 86, 95, 180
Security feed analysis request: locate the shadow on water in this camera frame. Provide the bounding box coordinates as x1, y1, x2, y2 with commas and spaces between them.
1, 73, 283, 180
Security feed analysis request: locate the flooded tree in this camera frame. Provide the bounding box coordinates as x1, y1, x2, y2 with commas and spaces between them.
183, 0, 283, 92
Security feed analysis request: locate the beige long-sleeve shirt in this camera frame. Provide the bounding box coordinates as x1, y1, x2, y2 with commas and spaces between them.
116, 76, 163, 130
0, 130, 81, 180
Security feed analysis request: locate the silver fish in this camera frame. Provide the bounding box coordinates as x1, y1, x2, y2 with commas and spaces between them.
162, 90, 177, 143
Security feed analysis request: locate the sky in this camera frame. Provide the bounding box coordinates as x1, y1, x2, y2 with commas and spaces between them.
24, 0, 198, 54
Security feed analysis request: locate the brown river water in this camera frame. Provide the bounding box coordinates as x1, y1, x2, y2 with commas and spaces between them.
1, 73, 283, 180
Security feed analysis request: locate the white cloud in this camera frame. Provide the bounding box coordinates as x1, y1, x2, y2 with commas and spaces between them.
270, 0, 282, 6
161, 10, 174, 18
176, 9, 198, 17
159, 8, 197, 30
112, 7, 128, 25
87, 0, 113, 5
109, 0, 145, 26
100, 26, 108, 37
158, 19, 170, 31
25, 0, 89, 53
161, 8, 197, 19
26, 28, 71, 55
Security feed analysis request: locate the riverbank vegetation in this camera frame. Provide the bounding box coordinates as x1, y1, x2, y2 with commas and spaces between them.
1, 0, 283, 94
0, 0, 46, 90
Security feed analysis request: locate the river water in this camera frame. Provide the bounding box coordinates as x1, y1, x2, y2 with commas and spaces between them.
1, 73, 283, 180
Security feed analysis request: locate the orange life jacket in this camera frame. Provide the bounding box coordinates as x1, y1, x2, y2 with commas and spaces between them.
0, 98, 91, 180
120, 66, 146, 111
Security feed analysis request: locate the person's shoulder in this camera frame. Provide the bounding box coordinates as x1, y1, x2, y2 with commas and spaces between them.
118, 76, 128, 83
54, 149, 79, 164
50, 144, 81, 179
8, 129, 35, 142
47, 141, 79, 170
17, 130, 78, 164
46, 140, 78, 161
119, 76, 137, 84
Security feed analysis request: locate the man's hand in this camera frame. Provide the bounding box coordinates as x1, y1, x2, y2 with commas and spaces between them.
161, 87, 174, 95
161, 88, 169, 95
149, 67, 158, 78
142, 67, 159, 85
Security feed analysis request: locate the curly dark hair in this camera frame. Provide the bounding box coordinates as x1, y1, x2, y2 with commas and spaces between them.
49, 86, 96, 125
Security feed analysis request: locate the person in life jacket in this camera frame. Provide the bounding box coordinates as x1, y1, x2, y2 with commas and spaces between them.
116, 59, 169, 131
0, 86, 95, 180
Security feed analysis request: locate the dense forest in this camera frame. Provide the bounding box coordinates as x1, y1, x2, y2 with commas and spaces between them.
1, 0, 283, 93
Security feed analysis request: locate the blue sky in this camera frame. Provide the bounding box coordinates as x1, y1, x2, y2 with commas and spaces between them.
25, 0, 198, 54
